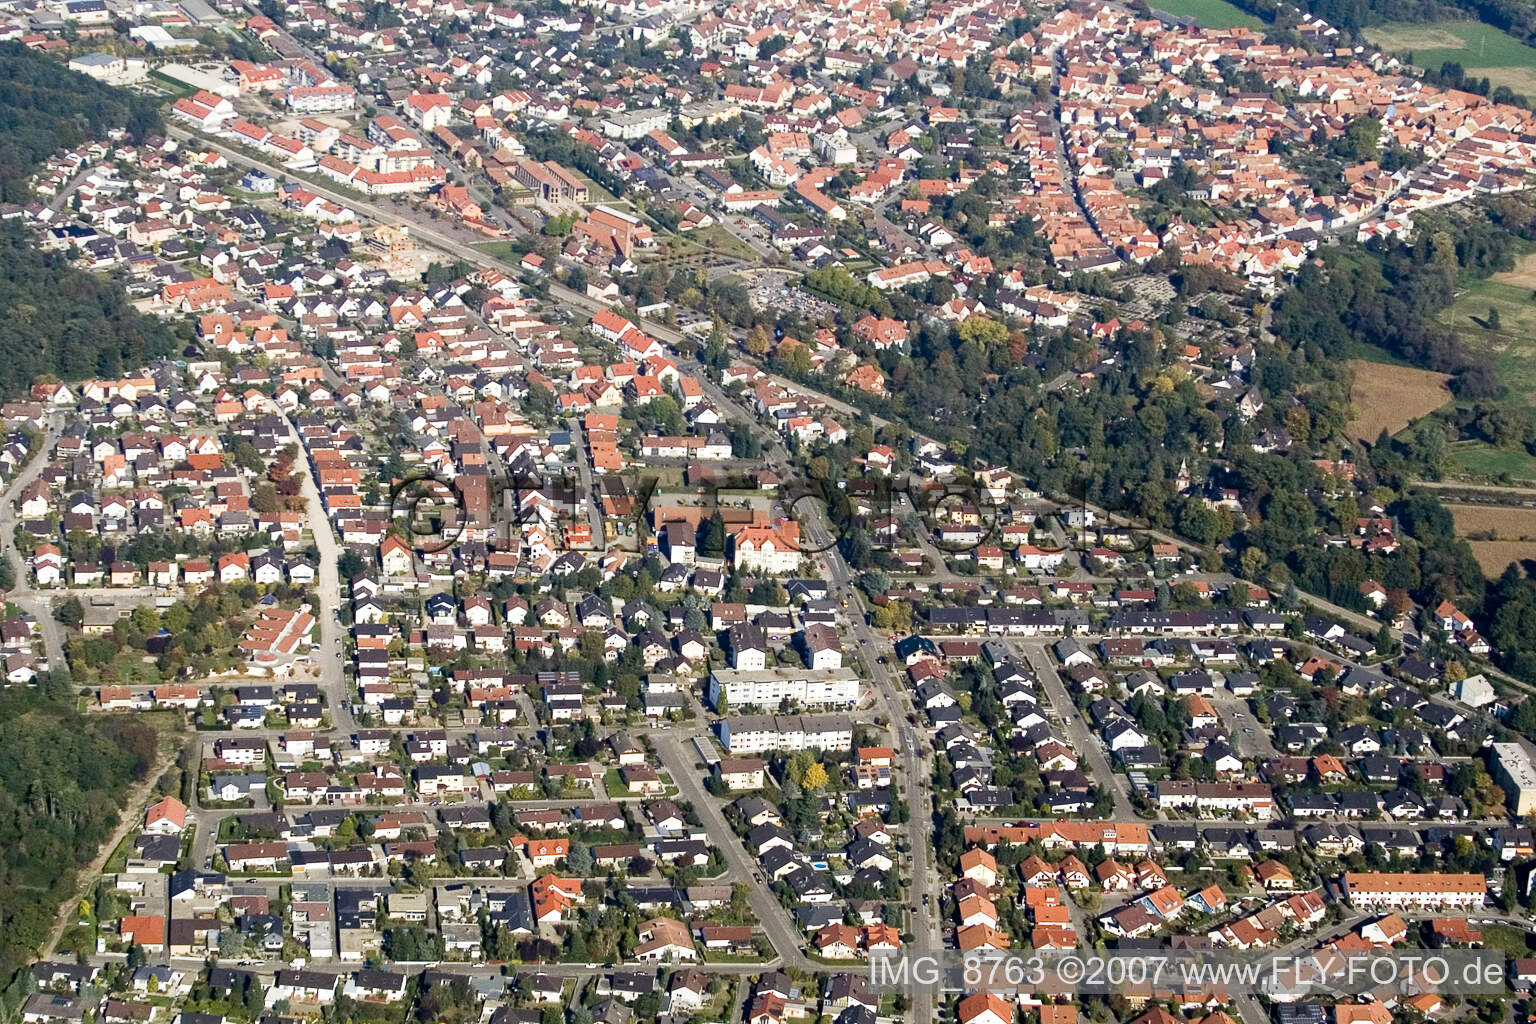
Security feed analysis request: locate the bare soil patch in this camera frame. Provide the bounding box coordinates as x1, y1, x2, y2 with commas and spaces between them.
1491, 250, 1536, 289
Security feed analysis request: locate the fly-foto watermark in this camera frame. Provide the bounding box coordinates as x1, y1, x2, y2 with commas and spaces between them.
869, 950, 1509, 997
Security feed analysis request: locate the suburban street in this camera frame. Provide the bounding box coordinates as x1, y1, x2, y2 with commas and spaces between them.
1013, 639, 1136, 818
282, 411, 354, 734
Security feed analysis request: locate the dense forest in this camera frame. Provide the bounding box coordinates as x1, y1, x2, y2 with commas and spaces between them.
0, 43, 162, 201
0, 690, 157, 980
0, 46, 180, 397
0, 225, 182, 395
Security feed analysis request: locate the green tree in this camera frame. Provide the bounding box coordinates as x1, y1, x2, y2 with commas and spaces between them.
55, 597, 84, 629
957, 316, 1008, 347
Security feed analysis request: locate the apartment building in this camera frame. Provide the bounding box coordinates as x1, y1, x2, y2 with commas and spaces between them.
707, 668, 860, 710
716, 714, 854, 755
1340, 873, 1486, 910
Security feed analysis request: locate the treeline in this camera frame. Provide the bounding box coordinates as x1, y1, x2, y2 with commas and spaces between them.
1224, 0, 1536, 100
1420, 60, 1531, 108
1209, 0, 1536, 110
0, 690, 156, 979
1233, 0, 1462, 35
0, 42, 162, 200
0, 224, 183, 398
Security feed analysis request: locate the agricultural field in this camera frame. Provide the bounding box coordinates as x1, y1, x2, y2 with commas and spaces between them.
1442, 261, 1536, 412
1150, 0, 1261, 29
1365, 20, 1536, 94
1449, 502, 1536, 574
1464, 539, 1536, 575
1346, 359, 1451, 441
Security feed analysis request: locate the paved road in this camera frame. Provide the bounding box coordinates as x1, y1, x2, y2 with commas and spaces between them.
0, 413, 68, 667
167, 129, 1531, 1008
1013, 639, 1135, 817
797, 511, 938, 1024
0, 413, 63, 575
283, 411, 354, 735
138, 952, 782, 980
635, 334, 940, 1013
650, 731, 814, 970
564, 417, 607, 550
46, 163, 95, 214
662, 327, 941, 1008
171, 119, 1432, 669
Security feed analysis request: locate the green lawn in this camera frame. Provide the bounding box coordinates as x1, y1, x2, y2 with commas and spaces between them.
603, 768, 630, 797
1368, 19, 1536, 68
1449, 442, 1536, 481
1483, 923, 1534, 959
640, 465, 687, 490
702, 948, 772, 963
1152, 0, 1261, 29
578, 172, 619, 205
147, 71, 197, 98
643, 224, 761, 267
102, 831, 136, 875
1443, 276, 1536, 412
1366, 20, 1536, 92
472, 240, 527, 265
686, 225, 760, 261
1339, 337, 1415, 367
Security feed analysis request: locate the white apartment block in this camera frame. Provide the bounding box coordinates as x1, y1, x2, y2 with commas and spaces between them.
708, 668, 860, 710
716, 714, 855, 755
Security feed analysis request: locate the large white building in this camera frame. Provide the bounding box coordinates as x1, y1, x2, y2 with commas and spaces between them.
1340, 873, 1486, 910
708, 668, 860, 711
68, 52, 148, 85
158, 63, 239, 98
1493, 742, 1536, 816
716, 714, 854, 755
600, 106, 670, 140
731, 519, 802, 575
286, 84, 358, 113
1153, 781, 1274, 820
